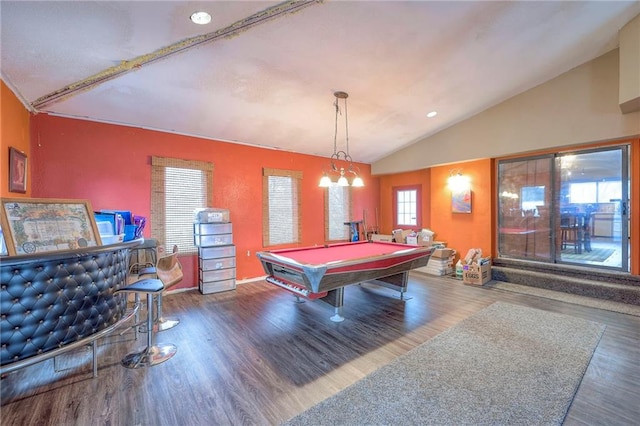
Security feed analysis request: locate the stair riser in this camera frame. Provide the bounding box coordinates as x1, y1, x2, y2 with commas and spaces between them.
492, 268, 640, 306
492, 259, 640, 287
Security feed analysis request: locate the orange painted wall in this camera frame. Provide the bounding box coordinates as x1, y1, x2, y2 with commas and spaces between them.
378, 160, 493, 261
29, 114, 379, 290
378, 169, 431, 234
430, 159, 494, 260
1, 80, 30, 198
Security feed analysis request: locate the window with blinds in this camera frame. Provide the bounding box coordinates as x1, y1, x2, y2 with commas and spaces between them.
262, 168, 302, 246
151, 156, 213, 254
325, 184, 351, 241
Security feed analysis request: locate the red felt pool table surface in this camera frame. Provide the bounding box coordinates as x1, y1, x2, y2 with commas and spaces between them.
267, 241, 419, 265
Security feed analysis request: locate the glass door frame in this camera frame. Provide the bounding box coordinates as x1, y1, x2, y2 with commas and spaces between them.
497, 144, 630, 272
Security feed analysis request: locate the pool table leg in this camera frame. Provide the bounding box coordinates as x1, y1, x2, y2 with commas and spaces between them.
399, 289, 412, 301
370, 272, 413, 301
330, 306, 344, 322
324, 287, 345, 322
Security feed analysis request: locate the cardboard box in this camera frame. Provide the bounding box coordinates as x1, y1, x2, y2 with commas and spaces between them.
391, 229, 403, 243
463, 261, 491, 286
391, 229, 413, 243
406, 236, 418, 245
419, 229, 435, 245
371, 234, 393, 242
431, 248, 454, 259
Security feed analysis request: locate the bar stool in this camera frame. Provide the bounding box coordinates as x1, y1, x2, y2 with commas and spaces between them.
154, 247, 182, 331
136, 245, 182, 332
128, 238, 158, 275
114, 278, 177, 368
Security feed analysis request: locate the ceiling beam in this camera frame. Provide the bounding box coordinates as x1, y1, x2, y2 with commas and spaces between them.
31, 0, 322, 110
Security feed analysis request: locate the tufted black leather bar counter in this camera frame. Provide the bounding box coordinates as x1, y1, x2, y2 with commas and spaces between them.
0, 239, 142, 375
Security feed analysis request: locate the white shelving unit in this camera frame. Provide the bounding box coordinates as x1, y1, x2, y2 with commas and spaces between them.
194, 219, 236, 294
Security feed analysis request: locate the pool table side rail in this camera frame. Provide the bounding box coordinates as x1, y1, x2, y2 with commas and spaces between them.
257, 246, 432, 294
311, 255, 430, 293
256, 243, 431, 272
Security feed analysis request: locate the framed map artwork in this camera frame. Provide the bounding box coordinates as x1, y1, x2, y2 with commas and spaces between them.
0, 198, 102, 256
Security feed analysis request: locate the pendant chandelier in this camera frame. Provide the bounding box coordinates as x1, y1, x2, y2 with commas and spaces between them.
319, 91, 364, 188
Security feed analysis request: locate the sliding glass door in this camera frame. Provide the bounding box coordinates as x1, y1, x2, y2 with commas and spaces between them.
556, 147, 629, 269
498, 156, 553, 261
498, 145, 630, 271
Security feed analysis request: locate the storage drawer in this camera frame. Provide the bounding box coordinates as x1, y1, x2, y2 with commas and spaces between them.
199, 245, 236, 259
200, 256, 236, 271
199, 267, 236, 282
194, 233, 233, 247
193, 222, 232, 236
199, 278, 236, 295
194, 208, 230, 224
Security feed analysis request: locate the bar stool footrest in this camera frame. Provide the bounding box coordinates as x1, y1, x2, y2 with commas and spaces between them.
121, 344, 177, 369
157, 318, 180, 332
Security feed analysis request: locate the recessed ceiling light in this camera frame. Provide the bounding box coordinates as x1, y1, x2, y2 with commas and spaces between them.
190, 11, 211, 25
427, 111, 437, 118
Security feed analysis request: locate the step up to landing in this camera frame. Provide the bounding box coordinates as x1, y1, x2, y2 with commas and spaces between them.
491, 259, 640, 306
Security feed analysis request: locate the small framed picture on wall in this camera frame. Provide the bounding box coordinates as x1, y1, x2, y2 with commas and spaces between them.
452, 188, 472, 213
9, 147, 27, 193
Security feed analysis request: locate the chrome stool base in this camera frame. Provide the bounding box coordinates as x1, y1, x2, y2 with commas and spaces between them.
121, 344, 177, 369
115, 279, 177, 369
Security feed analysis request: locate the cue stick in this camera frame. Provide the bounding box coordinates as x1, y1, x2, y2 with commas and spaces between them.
363, 209, 368, 241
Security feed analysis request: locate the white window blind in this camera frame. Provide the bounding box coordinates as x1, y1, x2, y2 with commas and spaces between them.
262, 168, 302, 246
165, 167, 207, 254
151, 156, 213, 254
325, 184, 350, 241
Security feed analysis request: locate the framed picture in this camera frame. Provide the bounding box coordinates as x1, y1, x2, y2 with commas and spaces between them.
9, 147, 27, 193
452, 188, 472, 214
0, 198, 102, 256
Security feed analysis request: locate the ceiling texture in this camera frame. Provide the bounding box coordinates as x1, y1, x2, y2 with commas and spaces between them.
2, 1, 639, 165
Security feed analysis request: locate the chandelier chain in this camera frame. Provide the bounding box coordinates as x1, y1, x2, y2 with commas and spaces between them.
333, 97, 339, 155
344, 97, 349, 157
332, 95, 350, 159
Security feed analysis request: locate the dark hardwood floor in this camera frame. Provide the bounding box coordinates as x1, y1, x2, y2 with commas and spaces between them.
1, 274, 639, 425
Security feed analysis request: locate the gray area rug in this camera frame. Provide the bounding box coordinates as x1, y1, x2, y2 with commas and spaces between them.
284, 302, 605, 426
489, 281, 640, 317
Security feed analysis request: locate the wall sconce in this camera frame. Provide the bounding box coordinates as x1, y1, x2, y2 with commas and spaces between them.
447, 170, 470, 192
319, 91, 364, 188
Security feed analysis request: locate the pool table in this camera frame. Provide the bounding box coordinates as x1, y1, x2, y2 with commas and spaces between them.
256, 241, 432, 322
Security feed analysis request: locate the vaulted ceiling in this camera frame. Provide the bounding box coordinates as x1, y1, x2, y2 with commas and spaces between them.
2, 1, 639, 164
